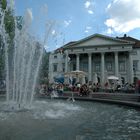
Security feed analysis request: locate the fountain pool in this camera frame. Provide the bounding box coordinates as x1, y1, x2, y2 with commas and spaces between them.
0, 99, 140, 140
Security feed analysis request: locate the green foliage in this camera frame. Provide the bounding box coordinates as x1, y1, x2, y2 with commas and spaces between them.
4, 9, 15, 41
0, 0, 7, 10
0, 0, 15, 79
0, 36, 5, 79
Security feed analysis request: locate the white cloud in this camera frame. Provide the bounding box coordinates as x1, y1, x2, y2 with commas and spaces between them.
106, 28, 113, 34
88, 10, 93, 14
105, 0, 140, 33
85, 26, 92, 33
107, 3, 111, 9
51, 30, 56, 35
86, 26, 92, 30
64, 20, 72, 27
84, 1, 91, 8
85, 30, 89, 33
84, 0, 94, 15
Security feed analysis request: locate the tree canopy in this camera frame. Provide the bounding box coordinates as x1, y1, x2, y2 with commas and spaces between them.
0, 0, 15, 79
0, 0, 7, 10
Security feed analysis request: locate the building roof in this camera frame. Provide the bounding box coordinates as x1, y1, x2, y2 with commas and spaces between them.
118, 34, 140, 48
63, 33, 135, 49
63, 41, 77, 46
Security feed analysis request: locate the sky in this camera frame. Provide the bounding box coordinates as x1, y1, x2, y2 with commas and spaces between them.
13, 0, 140, 51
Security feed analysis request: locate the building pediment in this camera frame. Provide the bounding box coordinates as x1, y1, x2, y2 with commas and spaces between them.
64, 34, 134, 49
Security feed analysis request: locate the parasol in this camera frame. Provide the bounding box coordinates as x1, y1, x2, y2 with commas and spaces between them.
64, 70, 87, 78
108, 76, 119, 80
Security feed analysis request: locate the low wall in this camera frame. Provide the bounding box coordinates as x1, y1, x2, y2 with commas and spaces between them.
58, 92, 140, 108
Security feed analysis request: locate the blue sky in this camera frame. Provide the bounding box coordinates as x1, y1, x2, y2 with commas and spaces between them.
14, 0, 140, 51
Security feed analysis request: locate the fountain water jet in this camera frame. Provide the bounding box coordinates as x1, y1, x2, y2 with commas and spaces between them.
0, 4, 51, 110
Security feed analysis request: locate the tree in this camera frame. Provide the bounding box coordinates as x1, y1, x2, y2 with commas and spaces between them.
0, 0, 7, 10
0, 0, 7, 80
0, 0, 15, 79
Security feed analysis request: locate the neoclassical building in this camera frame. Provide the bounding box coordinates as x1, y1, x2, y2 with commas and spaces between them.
49, 34, 140, 86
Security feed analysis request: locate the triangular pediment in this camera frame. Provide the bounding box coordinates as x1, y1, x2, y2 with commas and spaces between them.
77, 36, 126, 46
65, 34, 134, 48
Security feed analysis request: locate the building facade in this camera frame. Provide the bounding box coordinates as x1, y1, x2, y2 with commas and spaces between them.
49, 34, 140, 86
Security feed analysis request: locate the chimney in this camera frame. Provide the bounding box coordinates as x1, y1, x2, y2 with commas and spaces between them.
124, 34, 127, 38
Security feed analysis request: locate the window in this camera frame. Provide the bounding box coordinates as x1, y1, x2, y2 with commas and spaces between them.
95, 62, 100, 71
62, 63, 65, 72
119, 61, 125, 71
54, 55, 57, 59
106, 62, 112, 71
81, 62, 88, 72
133, 60, 139, 71
63, 55, 65, 59
73, 63, 76, 71
53, 63, 57, 72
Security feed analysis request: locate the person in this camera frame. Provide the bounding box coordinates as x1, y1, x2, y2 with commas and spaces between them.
44, 84, 48, 95
110, 83, 114, 93
137, 80, 140, 93
96, 83, 100, 92
39, 84, 45, 95
48, 84, 53, 95
116, 84, 121, 92
88, 82, 93, 94
79, 84, 86, 96
79, 85, 84, 96
79, 84, 90, 96
58, 84, 64, 96
59, 84, 64, 95
77, 83, 81, 92
104, 82, 109, 92
92, 83, 96, 92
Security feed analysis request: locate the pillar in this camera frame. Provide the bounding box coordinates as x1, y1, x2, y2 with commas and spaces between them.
76, 54, 80, 70
101, 52, 105, 86
115, 52, 119, 77
88, 53, 92, 81
65, 51, 68, 73
129, 52, 133, 83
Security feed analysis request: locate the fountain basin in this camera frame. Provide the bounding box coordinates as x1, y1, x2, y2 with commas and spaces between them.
0, 99, 140, 140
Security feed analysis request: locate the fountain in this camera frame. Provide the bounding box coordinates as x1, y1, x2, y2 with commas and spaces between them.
0, 2, 140, 140
0, 4, 46, 110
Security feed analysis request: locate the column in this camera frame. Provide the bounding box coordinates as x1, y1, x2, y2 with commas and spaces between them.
65, 51, 68, 73
129, 52, 133, 83
101, 52, 105, 86
76, 54, 80, 70
115, 52, 119, 77
58, 55, 62, 73
88, 53, 92, 81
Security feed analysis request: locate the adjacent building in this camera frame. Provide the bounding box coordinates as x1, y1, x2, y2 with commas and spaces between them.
49, 33, 140, 86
